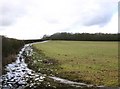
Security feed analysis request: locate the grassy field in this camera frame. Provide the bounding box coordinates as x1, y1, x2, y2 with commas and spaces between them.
32, 41, 118, 86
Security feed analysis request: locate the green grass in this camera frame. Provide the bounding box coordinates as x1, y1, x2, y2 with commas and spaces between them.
33, 41, 118, 86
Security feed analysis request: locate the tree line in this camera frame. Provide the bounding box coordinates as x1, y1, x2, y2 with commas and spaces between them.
1, 32, 119, 59
42, 32, 119, 41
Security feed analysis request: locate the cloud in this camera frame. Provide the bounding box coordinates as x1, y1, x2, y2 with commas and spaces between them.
82, 11, 113, 27
0, 0, 118, 39
1, 0, 117, 27
79, 0, 118, 26
0, 0, 30, 27
67, 11, 118, 33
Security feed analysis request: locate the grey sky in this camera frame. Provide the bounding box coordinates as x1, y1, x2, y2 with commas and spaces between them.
0, 0, 118, 39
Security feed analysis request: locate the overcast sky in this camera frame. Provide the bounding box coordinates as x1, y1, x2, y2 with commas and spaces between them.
0, 0, 119, 39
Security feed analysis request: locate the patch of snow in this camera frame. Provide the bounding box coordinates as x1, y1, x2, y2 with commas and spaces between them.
0, 42, 45, 89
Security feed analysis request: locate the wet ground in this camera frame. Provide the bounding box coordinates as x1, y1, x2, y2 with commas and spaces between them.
0, 41, 119, 89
